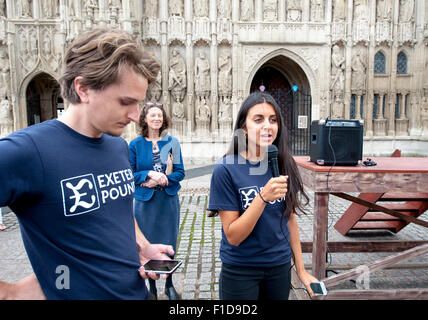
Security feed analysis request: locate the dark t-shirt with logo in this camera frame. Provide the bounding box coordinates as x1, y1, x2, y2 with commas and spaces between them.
208, 154, 291, 267
0, 120, 147, 299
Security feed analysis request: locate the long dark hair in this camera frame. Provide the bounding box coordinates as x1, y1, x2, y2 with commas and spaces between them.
225, 91, 309, 217
138, 102, 171, 138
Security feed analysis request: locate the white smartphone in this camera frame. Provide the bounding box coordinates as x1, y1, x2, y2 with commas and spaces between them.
310, 281, 328, 295
143, 259, 182, 274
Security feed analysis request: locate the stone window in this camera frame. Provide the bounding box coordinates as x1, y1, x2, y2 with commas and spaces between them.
374, 51, 386, 74
397, 51, 408, 74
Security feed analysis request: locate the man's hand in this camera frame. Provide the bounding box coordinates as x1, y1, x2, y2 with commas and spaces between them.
137, 244, 175, 280
0, 274, 46, 300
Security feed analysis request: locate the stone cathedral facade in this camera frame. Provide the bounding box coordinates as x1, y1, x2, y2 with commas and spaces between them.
0, 0, 427, 163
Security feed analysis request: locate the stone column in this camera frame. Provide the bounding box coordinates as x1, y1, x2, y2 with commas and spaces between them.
344, 0, 353, 119
210, 0, 218, 134
354, 93, 362, 120
185, 0, 194, 137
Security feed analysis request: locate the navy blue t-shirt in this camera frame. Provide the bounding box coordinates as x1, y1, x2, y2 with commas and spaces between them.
208, 154, 291, 267
0, 120, 148, 299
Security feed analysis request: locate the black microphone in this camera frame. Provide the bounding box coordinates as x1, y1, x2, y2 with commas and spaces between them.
267, 144, 279, 177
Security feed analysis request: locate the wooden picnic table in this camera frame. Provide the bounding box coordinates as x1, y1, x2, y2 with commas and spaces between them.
294, 156, 428, 281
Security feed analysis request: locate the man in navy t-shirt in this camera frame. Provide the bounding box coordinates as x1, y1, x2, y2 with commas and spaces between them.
0, 28, 174, 299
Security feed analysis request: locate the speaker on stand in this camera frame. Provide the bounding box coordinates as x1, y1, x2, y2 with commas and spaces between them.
310, 119, 363, 166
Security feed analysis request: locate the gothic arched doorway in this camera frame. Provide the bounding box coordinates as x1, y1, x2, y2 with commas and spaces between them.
250, 62, 312, 155
26, 73, 62, 126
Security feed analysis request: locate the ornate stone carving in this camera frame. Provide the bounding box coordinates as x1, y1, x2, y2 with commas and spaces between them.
194, 51, 210, 97
351, 47, 367, 90
310, 0, 325, 22
0, 0, 5, 17
218, 0, 231, 19
0, 98, 13, 136
399, 0, 414, 23
19, 0, 32, 18
241, 0, 254, 21
333, 0, 345, 22
168, 16, 185, 43
376, 0, 392, 22
169, 0, 183, 17
193, 17, 210, 43
218, 96, 232, 121
331, 91, 344, 119
0, 47, 9, 99
194, 0, 208, 18
195, 96, 211, 133
168, 48, 186, 102
145, 0, 158, 18
287, 0, 302, 22
421, 87, 428, 136
330, 45, 345, 93
263, 0, 278, 22
218, 50, 232, 96
172, 96, 185, 119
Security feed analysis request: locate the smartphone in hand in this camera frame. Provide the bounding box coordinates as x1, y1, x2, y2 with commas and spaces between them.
143, 259, 183, 274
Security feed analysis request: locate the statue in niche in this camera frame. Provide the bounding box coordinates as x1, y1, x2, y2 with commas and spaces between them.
20, 0, 32, 17
376, 0, 392, 21
169, 0, 183, 17
145, 0, 157, 18
0, 0, 6, 17
354, 0, 368, 21
240, 0, 254, 21
194, 51, 210, 95
330, 45, 345, 93
43, 0, 57, 18
70, 0, 80, 16
0, 98, 13, 136
287, 0, 302, 22
42, 33, 52, 57
196, 97, 211, 121
168, 48, 186, 100
194, 0, 208, 17
310, 0, 325, 22
218, 50, 232, 95
331, 92, 344, 119
149, 69, 162, 101
351, 48, 367, 89
109, 0, 121, 17
172, 96, 184, 119
219, 96, 232, 121
263, 0, 278, 21
218, 0, 231, 19
0, 48, 9, 100
399, 0, 414, 23
333, 0, 346, 22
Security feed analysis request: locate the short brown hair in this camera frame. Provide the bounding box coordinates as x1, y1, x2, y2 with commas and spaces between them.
139, 102, 171, 138
59, 28, 160, 104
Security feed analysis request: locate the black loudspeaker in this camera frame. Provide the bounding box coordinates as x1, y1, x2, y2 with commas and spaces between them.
310, 119, 363, 165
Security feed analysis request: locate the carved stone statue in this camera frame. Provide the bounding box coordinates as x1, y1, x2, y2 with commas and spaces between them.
351, 48, 367, 89
0, 98, 13, 136
0, 0, 5, 17
219, 96, 232, 121
241, 0, 254, 21
399, 0, 414, 23
422, 87, 428, 136
196, 97, 211, 121
376, 0, 392, 21
354, 0, 368, 21
287, 0, 302, 22
172, 96, 184, 119
168, 48, 186, 101
194, 51, 210, 95
145, 0, 157, 18
194, 0, 208, 17
333, 0, 346, 22
149, 69, 162, 101
330, 45, 345, 93
0, 48, 9, 99
20, 0, 32, 17
311, 0, 325, 22
169, 0, 183, 17
263, 0, 278, 21
331, 92, 344, 119
218, 50, 232, 95
43, 0, 58, 18
218, 0, 231, 19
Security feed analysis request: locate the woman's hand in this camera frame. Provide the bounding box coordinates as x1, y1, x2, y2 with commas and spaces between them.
297, 269, 320, 297
141, 178, 158, 188
147, 171, 168, 186
260, 175, 288, 202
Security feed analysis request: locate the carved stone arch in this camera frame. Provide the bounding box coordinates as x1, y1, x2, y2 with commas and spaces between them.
245, 48, 318, 116
18, 70, 61, 128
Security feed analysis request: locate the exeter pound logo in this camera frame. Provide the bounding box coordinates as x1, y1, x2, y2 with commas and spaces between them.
239, 186, 259, 209
61, 174, 100, 217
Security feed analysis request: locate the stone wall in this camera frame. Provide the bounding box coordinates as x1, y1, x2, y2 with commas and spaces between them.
0, 0, 427, 161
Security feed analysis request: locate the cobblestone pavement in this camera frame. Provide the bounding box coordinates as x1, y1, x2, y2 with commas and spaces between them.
1, 175, 427, 300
